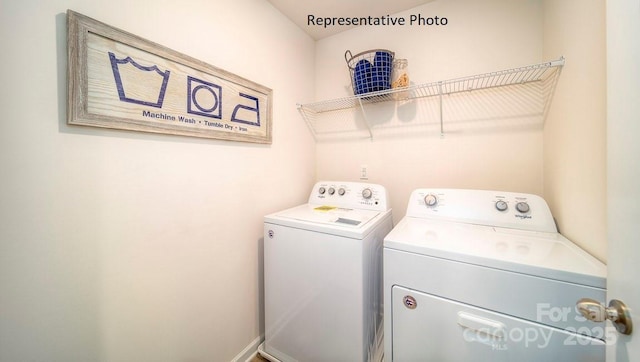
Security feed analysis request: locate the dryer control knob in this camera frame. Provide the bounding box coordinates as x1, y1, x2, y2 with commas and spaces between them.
424, 194, 438, 207
328, 187, 336, 195
516, 202, 530, 213
338, 188, 346, 196
318, 187, 326, 195
495, 200, 508, 212
362, 188, 373, 199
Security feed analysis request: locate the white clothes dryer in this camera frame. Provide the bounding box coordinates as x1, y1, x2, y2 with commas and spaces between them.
260, 181, 393, 362
384, 189, 607, 362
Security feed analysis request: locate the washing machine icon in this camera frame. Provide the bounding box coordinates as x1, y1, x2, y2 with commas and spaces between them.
109, 52, 170, 108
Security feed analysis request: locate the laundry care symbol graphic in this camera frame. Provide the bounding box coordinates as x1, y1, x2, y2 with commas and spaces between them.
109, 52, 261, 127
187, 77, 261, 126
231, 93, 261, 127
187, 76, 222, 119
108, 52, 170, 108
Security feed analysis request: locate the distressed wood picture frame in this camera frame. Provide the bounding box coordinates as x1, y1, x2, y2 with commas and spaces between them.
67, 10, 272, 144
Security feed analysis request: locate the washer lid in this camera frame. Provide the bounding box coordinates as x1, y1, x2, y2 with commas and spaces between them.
265, 204, 386, 238
384, 217, 606, 288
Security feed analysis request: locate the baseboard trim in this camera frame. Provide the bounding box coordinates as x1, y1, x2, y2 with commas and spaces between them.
231, 335, 264, 362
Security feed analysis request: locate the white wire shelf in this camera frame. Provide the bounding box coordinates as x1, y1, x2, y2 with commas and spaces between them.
298, 57, 565, 141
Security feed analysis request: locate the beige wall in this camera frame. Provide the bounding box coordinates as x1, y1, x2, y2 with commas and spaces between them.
0, 0, 315, 361
542, 0, 607, 262
313, 0, 546, 223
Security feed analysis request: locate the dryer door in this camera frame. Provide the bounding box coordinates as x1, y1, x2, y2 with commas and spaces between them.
390, 286, 605, 362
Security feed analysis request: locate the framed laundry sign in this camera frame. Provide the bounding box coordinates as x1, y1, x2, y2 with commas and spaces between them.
67, 10, 272, 143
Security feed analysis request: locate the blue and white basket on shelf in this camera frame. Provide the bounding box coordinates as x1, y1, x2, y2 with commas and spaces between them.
345, 49, 394, 96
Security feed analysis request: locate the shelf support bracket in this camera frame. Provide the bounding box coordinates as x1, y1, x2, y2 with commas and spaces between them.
356, 97, 374, 140
438, 81, 444, 137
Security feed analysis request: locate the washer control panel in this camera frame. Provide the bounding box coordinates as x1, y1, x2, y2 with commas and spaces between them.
310, 181, 389, 211
406, 188, 556, 232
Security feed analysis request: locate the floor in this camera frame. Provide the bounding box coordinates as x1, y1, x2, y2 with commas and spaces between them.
250, 353, 269, 362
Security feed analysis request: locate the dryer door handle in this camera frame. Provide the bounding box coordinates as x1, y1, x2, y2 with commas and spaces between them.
457, 311, 506, 339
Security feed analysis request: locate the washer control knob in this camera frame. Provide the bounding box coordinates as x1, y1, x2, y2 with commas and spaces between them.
516, 202, 530, 214
318, 187, 326, 195
495, 200, 508, 212
424, 194, 438, 207
338, 188, 346, 196
362, 188, 373, 199
328, 187, 336, 195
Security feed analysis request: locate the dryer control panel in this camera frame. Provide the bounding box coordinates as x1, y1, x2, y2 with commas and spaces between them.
406, 188, 556, 232
309, 181, 389, 211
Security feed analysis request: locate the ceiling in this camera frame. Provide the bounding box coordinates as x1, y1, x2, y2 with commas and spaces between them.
267, 0, 434, 40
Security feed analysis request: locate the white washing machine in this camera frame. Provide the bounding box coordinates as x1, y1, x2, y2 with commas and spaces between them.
260, 181, 393, 362
383, 189, 607, 362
